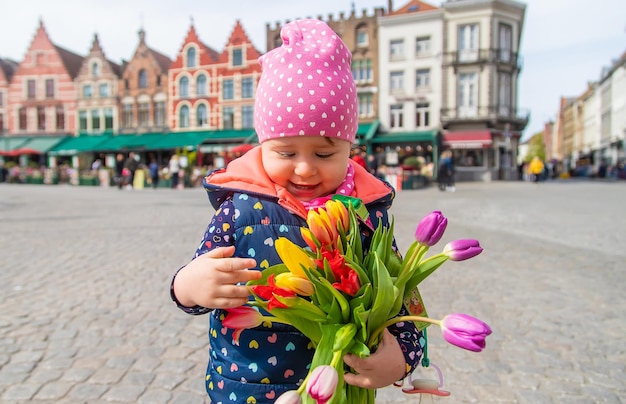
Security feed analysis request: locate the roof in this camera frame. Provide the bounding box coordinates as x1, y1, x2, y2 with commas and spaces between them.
389, 0, 439, 15
54, 45, 85, 79
0, 57, 18, 83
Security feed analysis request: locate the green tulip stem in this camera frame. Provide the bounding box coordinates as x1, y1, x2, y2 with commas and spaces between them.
368, 316, 442, 347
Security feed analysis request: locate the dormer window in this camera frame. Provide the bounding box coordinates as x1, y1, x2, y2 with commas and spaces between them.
138, 69, 148, 88
356, 25, 369, 48
92, 62, 100, 77
232, 48, 243, 67
187, 47, 197, 68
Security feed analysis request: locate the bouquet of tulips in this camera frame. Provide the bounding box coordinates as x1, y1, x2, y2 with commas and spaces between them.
223, 196, 491, 404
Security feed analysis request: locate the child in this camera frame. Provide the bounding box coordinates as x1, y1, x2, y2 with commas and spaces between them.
170, 19, 424, 403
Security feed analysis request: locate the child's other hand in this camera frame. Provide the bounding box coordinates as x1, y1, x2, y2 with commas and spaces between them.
173, 246, 260, 309
342, 329, 406, 389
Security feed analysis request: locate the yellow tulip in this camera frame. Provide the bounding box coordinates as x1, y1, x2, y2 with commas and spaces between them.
275, 272, 315, 296
307, 208, 336, 246
275, 237, 316, 277
325, 200, 349, 233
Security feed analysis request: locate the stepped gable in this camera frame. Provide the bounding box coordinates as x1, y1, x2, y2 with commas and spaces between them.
172, 23, 219, 68
87, 33, 122, 76
389, 0, 438, 15
218, 19, 262, 63
134, 28, 173, 72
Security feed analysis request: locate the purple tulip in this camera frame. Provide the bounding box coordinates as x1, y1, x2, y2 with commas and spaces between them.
306, 365, 338, 404
415, 211, 448, 246
440, 313, 492, 352
442, 239, 483, 261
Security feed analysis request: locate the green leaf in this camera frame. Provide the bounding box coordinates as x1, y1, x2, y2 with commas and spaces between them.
366, 254, 395, 339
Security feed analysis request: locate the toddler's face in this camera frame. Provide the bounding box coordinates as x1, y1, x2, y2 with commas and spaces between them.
261, 136, 352, 202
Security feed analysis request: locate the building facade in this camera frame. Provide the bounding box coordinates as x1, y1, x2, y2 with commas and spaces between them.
118, 29, 171, 134
75, 34, 122, 136
441, 0, 528, 181
378, 0, 443, 167
0, 57, 18, 136
7, 21, 82, 137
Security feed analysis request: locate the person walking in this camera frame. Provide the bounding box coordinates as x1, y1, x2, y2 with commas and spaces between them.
148, 158, 160, 189
527, 156, 545, 183
168, 155, 180, 189
437, 150, 455, 192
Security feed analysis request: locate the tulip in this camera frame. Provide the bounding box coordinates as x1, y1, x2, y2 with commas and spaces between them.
325, 199, 349, 233
276, 237, 316, 277
307, 208, 336, 247
306, 365, 338, 404
440, 313, 492, 352
275, 390, 302, 404
250, 274, 296, 310
442, 239, 483, 261
415, 211, 447, 246
276, 272, 315, 296
222, 306, 263, 346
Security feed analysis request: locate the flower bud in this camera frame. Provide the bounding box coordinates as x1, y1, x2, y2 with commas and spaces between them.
441, 313, 492, 352
415, 210, 447, 246
306, 365, 338, 404
442, 239, 483, 261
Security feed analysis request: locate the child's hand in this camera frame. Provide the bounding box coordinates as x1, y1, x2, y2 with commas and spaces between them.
342, 329, 406, 389
173, 246, 261, 309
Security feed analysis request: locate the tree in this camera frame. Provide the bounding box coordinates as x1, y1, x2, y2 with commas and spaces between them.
524, 131, 546, 163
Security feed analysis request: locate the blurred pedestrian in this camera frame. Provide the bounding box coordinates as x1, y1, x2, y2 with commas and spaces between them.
168, 155, 180, 189
527, 156, 544, 183
148, 158, 160, 189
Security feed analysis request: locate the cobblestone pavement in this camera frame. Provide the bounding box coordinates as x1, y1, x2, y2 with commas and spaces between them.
1, 180, 624, 404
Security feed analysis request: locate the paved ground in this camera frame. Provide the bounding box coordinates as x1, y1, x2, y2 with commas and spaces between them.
0, 180, 624, 403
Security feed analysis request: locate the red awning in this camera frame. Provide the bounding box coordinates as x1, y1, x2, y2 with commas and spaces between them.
443, 131, 492, 149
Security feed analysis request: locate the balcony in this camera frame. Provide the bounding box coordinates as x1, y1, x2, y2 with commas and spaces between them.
440, 105, 529, 131
442, 48, 522, 72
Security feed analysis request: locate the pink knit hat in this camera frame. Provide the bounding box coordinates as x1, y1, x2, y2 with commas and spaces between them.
254, 19, 358, 143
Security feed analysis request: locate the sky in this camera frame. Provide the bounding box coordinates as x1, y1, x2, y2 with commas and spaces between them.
1, 0, 625, 140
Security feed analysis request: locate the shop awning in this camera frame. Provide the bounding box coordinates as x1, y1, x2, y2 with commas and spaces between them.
358, 120, 380, 142
0, 136, 32, 155
443, 131, 492, 149
147, 131, 214, 150
10, 136, 69, 155
370, 130, 438, 144
48, 135, 111, 155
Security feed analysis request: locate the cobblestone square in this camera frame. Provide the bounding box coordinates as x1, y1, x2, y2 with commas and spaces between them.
1, 181, 624, 403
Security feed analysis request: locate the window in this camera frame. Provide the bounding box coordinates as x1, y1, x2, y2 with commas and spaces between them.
79, 110, 88, 131
0, 113, 3, 132
358, 93, 373, 118
356, 26, 369, 47
45, 79, 54, 98
138, 69, 147, 88
27, 79, 36, 99
415, 37, 431, 57
187, 47, 196, 68
232, 49, 243, 66
19, 107, 27, 130
122, 104, 133, 127
138, 102, 150, 127
197, 104, 208, 127
83, 85, 92, 99
242, 77, 254, 98
92, 62, 99, 77
179, 105, 190, 128
196, 74, 207, 96
453, 150, 485, 167
91, 109, 101, 130
223, 106, 234, 129
273, 34, 282, 49
458, 24, 479, 62
352, 59, 372, 83
124, 79, 129, 90
55, 105, 64, 130
390, 39, 404, 60
498, 73, 511, 116
415, 103, 430, 128
390, 104, 404, 128
390, 71, 404, 92
156, 75, 162, 87
498, 24, 512, 63
179, 77, 189, 98
242, 105, 254, 128
154, 101, 166, 126
99, 83, 109, 97
415, 69, 430, 90
0, 91, 3, 107
458, 73, 478, 117
223, 79, 234, 100
104, 108, 113, 130
37, 106, 46, 130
